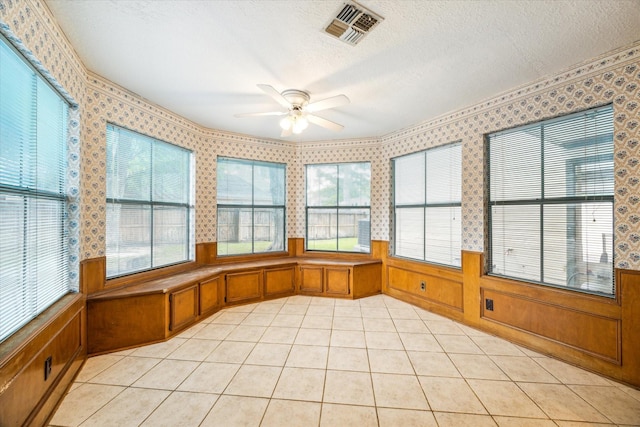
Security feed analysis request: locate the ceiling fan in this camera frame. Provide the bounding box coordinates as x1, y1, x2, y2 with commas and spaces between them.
235, 84, 350, 137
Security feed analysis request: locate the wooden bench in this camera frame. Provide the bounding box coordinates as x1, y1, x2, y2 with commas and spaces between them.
87, 257, 382, 355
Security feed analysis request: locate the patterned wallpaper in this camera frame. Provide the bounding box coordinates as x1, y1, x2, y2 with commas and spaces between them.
83, 73, 297, 258
380, 46, 640, 269
2, 0, 640, 270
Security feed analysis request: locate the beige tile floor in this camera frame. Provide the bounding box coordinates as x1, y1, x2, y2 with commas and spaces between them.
50, 295, 640, 427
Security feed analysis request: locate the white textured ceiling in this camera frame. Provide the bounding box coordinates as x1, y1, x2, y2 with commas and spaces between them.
46, 0, 640, 142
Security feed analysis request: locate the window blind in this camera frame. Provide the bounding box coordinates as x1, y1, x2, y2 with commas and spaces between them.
106, 125, 193, 277
393, 143, 462, 267
0, 38, 71, 342
305, 162, 371, 253
216, 157, 286, 256
488, 105, 614, 296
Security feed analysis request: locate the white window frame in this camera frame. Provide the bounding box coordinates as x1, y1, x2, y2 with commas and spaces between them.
487, 105, 614, 296
392, 143, 462, 267
305, 162, 371, 253
106, 124, 194, 278
216, 157, 287, 256
0, 34, 78, 343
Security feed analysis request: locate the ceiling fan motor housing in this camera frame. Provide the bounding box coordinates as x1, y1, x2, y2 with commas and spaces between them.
282, 89, 310, 108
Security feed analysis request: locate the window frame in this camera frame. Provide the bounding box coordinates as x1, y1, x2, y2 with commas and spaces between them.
105, 124, 194, 278
487, 105, 615, 297
391, 142, 462, 267
305, 161, 371, 254
0, 33, 77, 343
216, 156, 287, 257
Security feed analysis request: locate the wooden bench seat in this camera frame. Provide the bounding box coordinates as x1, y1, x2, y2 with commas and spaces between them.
87, 256, 381, 355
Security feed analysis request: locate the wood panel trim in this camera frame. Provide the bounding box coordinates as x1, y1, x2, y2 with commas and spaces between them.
213, 251, 291, 265
196, 242, 216, 264
81, 257, 105, 295
462, 250, 483, 327
479, 273, 622, 318
386, 256, 463, 282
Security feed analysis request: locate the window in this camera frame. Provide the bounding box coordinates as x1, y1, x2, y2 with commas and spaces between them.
0, 37, 75, 342
216, 157, 286, 256
393, 143, 462, 267
306, 162, 371, 252
488, 106, 614, 296
106, 125, 194, 277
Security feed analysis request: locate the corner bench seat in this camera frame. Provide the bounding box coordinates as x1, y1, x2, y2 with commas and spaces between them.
87, 257, 382, 355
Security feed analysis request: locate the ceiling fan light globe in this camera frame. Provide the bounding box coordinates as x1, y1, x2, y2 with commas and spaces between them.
279, 116, 292, 130
298, 116, 309, 129
292, 117, 308, 134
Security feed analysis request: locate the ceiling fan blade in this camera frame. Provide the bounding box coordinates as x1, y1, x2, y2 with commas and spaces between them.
257, 84, 291, 109
307, 114, 344, 132
306, 94, 350, 113
280, 127, 293, 138
234, 111, 287, 118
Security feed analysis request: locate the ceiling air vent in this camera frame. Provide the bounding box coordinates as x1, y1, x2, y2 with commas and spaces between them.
324, 1, 383, 46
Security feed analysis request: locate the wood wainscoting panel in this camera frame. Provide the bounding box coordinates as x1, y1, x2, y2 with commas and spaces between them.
299, 265, 324, 293
481, 288, 621, 363
169, 285, 199, 332
387, 264, 463, 311
264, 266, 296, 297
325, 267, 350, 295
351, 262, 382, 299
0, 295, 85, 427
225, 270, 263, 304
200, 276, 223, 316
619, 269, 640, 385
87, 293, 166, 354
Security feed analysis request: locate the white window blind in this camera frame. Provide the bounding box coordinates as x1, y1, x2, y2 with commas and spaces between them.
216, 157, 286, 256
106, 125, 193, 277
306, 162, 371, 253
488, 105, 614, 296
393, 143, 462, 267
0, 37, 72, 342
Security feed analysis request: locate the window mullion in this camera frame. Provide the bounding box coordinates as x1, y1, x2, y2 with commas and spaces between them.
540, 125, 545, 283
252, 162, 255, 254
423, 152, 427, 262
150, 142, 155, 268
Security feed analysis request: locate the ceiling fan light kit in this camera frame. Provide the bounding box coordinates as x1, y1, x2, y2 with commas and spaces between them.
235, 84, 350, 137
279, 113, 309, 134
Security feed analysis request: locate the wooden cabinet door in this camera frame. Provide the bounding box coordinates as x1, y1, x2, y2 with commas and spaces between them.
299, 266, 323, 293
200, 276, 222, 316
325, 267, 350, 295
264, 266, 295, 297
170, 284, 198, 331
226, 270, 262, 303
